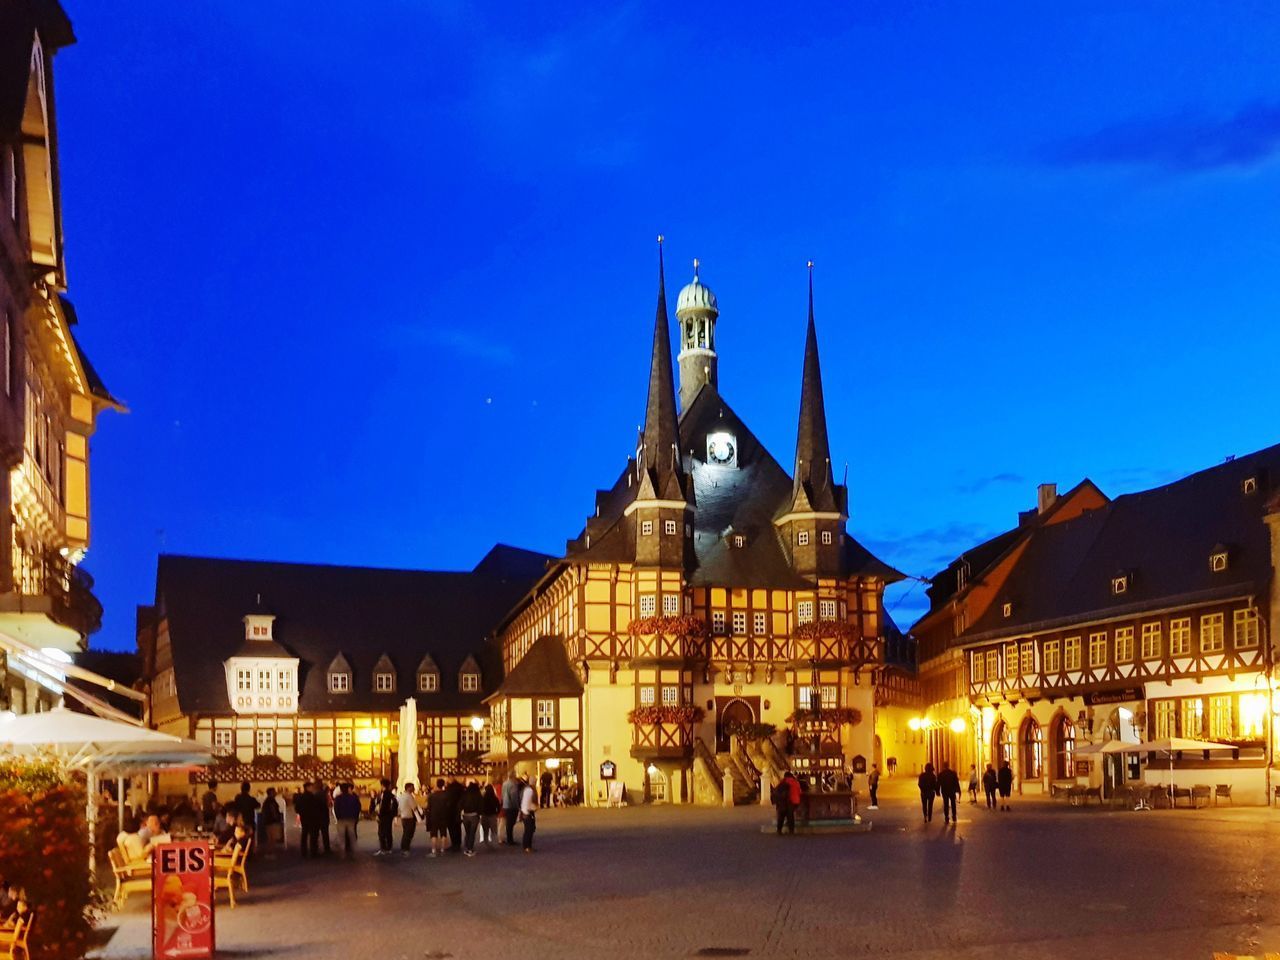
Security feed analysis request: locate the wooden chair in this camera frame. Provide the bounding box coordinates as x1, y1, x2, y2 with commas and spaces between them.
1191, 784, 1212, 809
214, 844, 248, 908
108, 848, 151, 909
214, 837, 251, 893
1215, 784, 1232, 806
0, 917, 30, 960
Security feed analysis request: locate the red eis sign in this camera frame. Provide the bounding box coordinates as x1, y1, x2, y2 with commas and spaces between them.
152, 842, 215, 960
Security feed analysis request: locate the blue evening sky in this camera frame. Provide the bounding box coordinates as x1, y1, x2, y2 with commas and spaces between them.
56, 2, 1280, 650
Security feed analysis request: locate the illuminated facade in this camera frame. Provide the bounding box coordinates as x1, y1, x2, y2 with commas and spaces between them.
916, 452, 1280, 804
489, 248, 902, 805
0, 0, 119, 714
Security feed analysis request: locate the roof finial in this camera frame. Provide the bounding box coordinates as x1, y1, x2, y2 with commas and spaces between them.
807, 260, 815, 323
693, 257, 700, 281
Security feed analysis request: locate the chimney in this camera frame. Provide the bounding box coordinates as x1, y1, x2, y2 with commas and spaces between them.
1037, 483, 1058, 514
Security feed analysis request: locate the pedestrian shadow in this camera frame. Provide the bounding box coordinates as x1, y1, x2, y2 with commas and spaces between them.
921, 824, 964, 912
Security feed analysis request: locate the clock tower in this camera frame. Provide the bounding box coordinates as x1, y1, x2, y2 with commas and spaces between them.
676, 260, 718, 413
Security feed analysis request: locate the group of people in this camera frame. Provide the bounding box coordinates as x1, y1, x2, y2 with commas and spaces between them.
0, 879, 33, 931
377, 771, 540, 858
917, 760, 1015, 822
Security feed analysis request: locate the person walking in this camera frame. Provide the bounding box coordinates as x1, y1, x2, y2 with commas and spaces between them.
967, 765, 979, 804
773, 771, 799, 835
374, 778, 397, 856
997, 761, 1014, 811
982, 763, 998, 809
397, 782, 420, 857
501, 772, 521, 845
519, 777, 538, 852
917, 762, 939, 823
426, 779, 451, 859
938, 761, 961, 824
460, 781, 482, 857
867, 764, 880, 810
334, 782, 362, 859
480, 783, 501, 848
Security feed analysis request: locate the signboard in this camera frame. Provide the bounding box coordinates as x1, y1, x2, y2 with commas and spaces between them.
599, 760, 616, 780
850, 754, 867, 774
153, 842, 215, 960
1084, 688, 1144, 706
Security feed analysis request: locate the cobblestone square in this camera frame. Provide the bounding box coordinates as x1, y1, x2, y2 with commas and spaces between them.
94, 782, 1280, 960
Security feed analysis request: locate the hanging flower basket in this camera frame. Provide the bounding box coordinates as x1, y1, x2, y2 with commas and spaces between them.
627, 615, 708, 639
794, 619, 855, 642
723, 720, 777, 742
628, 705, 705, 725
786, 707, 862, 727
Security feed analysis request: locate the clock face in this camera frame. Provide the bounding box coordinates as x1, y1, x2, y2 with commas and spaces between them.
707, 434, 736, 465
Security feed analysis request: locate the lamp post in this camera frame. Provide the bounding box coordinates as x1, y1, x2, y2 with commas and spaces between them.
809, 657, 824, 792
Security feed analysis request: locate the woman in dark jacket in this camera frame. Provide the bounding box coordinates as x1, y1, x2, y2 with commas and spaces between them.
981, 764, 998, 809
460, 782, 483, 857
480, 783, 501, 848
996, 761, 1014, 811
917, 763, 939, 823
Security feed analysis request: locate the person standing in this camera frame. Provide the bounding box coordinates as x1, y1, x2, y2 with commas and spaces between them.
501, 772, 521, 845
296, 782, 322, 857
445, 778, 465, 854
397, 782, 420, 857
938, 761, 961, 824
967, 765, 979, 804
539, 769, 554, 808
200, 781, 219, 831
997, 761, 1014, 811
232, 781, 260, 837
260, 787, 283, 850
773, 772, 798, 835
917, 762, 939, 823
519, 777, 538, 852
867, 764, 880, 810
374, 778, 397, 856
312, 780, 332, 855
334, 782, 362, 859
982, 763, 998, 809
426, 779, 450, 859
460, 781, 482, 857
480, 783, 501, 848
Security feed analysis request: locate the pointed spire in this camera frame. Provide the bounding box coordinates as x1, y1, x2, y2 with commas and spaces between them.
791, 261, 840, 514
638, 235, 687, 502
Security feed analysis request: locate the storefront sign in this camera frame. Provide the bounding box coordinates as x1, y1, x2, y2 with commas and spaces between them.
153, 842, 215, 960
599, 760, 616, 780
1084, 688, 1143, 706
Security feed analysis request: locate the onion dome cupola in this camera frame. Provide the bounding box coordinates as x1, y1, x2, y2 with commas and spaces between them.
675, 258, 720, 412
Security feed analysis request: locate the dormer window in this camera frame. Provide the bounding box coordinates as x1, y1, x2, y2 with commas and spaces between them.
797, 531, 810, 547
461, 673, 480, 693
419, 672, 439, 692
1112, 575, 1128, 596
641, 520, 653, 536
821, 530, 832, 545
733, 535, 745, 548
664, 519, 678, 535
1002, 602, 1013, 618
329, 672, 351, 693
1210, 551, 1228, 573
1244, 477, 1258, 494
375, 673, 395, 692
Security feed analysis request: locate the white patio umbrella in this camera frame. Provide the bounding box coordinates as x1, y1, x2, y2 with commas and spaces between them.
398, 698, 419, 790
1101, 737, 1236, 805
0, 707, 212, 872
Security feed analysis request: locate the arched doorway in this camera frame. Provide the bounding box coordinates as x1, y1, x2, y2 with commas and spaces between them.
1053, 714, 1075, 780
717, 698, 755, 752
1020, 717, 1043, 783
992, 719, 1012, 769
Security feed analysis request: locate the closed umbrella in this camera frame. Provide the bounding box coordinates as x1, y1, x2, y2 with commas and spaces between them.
398, 698, 419, 790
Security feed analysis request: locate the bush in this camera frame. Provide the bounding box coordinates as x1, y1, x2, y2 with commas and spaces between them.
0, 756, 94, 960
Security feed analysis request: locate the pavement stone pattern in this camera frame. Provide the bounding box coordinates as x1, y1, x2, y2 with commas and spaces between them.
91, 779, 1280, 960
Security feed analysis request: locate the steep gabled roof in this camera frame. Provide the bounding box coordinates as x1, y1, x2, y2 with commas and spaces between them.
493, 636, 583, 697
785, 267, 843, 517
636, 241, 690, 505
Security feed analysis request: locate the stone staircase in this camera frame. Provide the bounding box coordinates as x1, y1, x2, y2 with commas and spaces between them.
719, 740, 760, 805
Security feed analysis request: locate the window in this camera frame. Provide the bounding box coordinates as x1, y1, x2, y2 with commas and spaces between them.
657, 594, 678, 616
797, 601, 814, 624
460, 725, 491, 752
821, 530, 832, 545
277, 670, 291, 691
1005, 643, 1018, 679
639, 595, 657, 617
732, 611, 747, 635
1234, 609, 1260, 648
753, 612, 767, 635
1200, 613, 1225, 652
213, 729, 233, 755
1114, 626, 1134, 662
797, 531, 810, 546
1002, 602, 1013, 619
1243, 477, 1258, 494
1154, 701, 1176, 739
375, 673, 395, 692
712, 610, 726, 634
329, 672, 350, 693
236, 669, 252, 692
1210, 552, 1228, 573
661, 685, 679, 706
335, 729, 353, 754
1020, 641, 1034, 675
972, 651, 985, 682
819, 599, 837, 621
641, 520, 653, 536
1140, 623, 1161, 660
255, 729, 274, 756
799, 685, 838, 710
461, 673, 480, 692
1170, 618, 1191, 655
733, 535, 745, 548
1209, 695, 1234, 739
1064, 637, 1081, 670
639, 687, 655, 705
419, 672, 439, 692
1086, 632, 1106, 667
664, 519, 677, 535
1181, 699, 1204, 739
296, 729, 314, 755
985, 650, 999, 679
1043, 640, 1060, 674
256, 669, 272, 692
536, 699, 555, 730
1112, 575, 1128, 595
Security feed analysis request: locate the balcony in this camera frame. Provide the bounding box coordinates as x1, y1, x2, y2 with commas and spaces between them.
0, 551, 102, 650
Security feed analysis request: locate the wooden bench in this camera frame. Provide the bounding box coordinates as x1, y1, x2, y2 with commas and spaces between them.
0, 917, 31, 960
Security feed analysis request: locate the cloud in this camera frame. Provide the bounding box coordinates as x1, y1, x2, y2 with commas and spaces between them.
385, 325, 517, 366
1095, 465, 1184, 492
1044, 101, 1280, 173
954, 472, 1024, 495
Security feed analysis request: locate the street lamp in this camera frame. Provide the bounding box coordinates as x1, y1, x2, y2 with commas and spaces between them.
470, 715, 485, 732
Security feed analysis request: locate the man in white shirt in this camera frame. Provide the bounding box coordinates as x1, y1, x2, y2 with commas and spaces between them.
396, 783, 420, 858
519, 777, 537, 852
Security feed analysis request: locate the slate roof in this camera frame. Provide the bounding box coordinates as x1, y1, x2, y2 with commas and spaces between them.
491, 636, 583, 698
960, 445, 1280, 641
636, 242, 690, 505
0, 0, 73, 139
153, 545, 552, 716
786, 272, 843, 516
